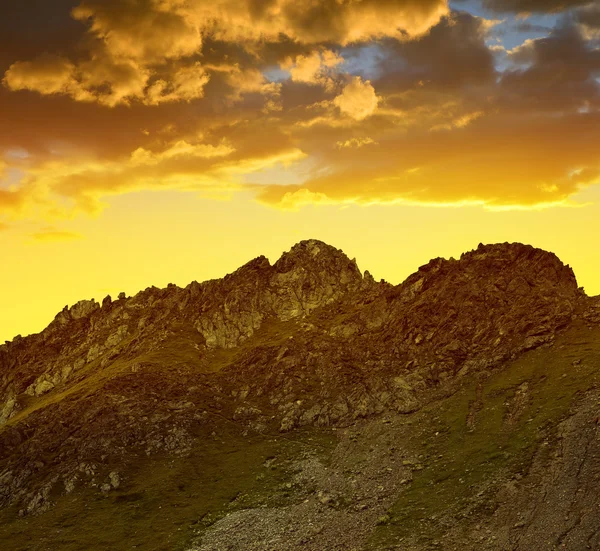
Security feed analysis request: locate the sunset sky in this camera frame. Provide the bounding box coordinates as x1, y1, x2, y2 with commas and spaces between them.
1, 0, 600, 342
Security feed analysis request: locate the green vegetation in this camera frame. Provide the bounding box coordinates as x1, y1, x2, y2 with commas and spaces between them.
368, 321, 600, 548
4, 309, 600, 550
0, 428, 336, 551
199, 317, 301, 373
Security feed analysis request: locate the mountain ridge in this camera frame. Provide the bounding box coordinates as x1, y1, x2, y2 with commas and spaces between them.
0, 239, 582, 347
1, 239, 600, 551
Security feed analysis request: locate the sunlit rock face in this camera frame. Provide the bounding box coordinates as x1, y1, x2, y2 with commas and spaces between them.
0, 240, 592, 526
0, 241, 582, 428
195, 239, 367, 349
0, 240, 369, 427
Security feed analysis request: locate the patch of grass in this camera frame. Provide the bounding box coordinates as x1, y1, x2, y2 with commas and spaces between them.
0, 427, 336, 551
201, 318, 301, 373
368, 321, 600, 548
4, 317, 300, 430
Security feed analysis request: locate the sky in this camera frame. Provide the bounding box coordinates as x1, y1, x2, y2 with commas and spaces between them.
1, 0, 600, 342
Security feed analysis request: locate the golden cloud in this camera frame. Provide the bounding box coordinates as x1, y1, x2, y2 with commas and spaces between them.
336, 137, 378, 149
255, 110, 600, 210
3, 54, 213, 107
430, 110, 484, 131
145, 63, 210, 105
281, 49, 343, 89
129, 140, 235, 165
72, 0, 203, 63
333, 77, 380, 120
3, 127, 304, 218
178, 0, 449, 45
3, 0, 448, 106
2, 3, 600, 221
29, 228, 83, 242
224, 67, 282, 104
3, 55, 92, 101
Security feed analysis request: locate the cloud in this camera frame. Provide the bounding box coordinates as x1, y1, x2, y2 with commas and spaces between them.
189, 0, 450, 45
2, 0, 448, 107
3, 54, 210, 106
513, 21, 554, 34
129, 139, 235, 166
3, 0, 208, 106
430, 110, 484, 131
145, 63, 210, 105
224, 66, 281, 104
576, 4, 600, 26
481, 0, 590, 13
575, 4, 600, 38
281, 49, 343, 89
501, 23, 600, 112
3, 54, 89, 99
79, 56, 151, 106
333, 77, 380, 120
71, 0, 203, 63
376, 12, 497, 92
255, 106, 600, 210
336, 137, 378, 149
29, 228, 83, 242
39, 137, 239, 212
0, 189, 28, 214
3, 123, 305, 218
2, 1, 600, 220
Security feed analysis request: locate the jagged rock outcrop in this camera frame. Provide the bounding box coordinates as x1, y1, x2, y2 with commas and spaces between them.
195, 239, 366, 348
0, 240, 367, 423
0, 239, 596, 541
383, 242, 581, 376
221, 243, 583, 432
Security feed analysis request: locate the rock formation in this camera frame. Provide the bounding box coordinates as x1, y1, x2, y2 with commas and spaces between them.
0, 239, 598, 551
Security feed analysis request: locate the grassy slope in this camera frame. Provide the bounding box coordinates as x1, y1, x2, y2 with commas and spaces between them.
0, 316, 332, 551
368, 320, 600, 549
0, 428, 336, 551
2, 319, 599, 550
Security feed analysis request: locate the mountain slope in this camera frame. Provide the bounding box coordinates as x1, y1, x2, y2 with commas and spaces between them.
0, 239, 599, 551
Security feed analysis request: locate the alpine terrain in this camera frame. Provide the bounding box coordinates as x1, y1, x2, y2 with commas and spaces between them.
2, 240, 600, 551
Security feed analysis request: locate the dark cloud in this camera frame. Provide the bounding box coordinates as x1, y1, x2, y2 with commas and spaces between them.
500, 23, 600, 112
513, 22, 554, 33
257, 110, 600, 208
1, 0, 450, 106
0, 0, 83, 71
482, 0, 590, 13
575, 4, 600, 29
0, 86, 218, 160
1, 0, 599, 217
376, 11, 497, 93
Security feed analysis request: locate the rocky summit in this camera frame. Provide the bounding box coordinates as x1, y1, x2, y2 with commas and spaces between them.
1, 240, 600, 551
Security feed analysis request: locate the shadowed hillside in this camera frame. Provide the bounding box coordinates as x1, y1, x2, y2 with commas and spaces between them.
1, 240, 600, 551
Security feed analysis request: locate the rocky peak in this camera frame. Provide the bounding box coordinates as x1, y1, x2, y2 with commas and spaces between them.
193, 241, 368, 347
382, 242, 582, 382
224, 255, 271, 281
462, 242, 578, 292
274, 240, 360, 277
404, 242, 578, 296
0, 239, 597, 525
269, 240, 365, 321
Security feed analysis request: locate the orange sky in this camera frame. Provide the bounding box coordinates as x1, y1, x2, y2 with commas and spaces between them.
1, 0, 600, 342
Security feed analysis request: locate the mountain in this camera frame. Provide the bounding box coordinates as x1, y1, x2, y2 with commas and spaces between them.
1, 239, 600, 551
